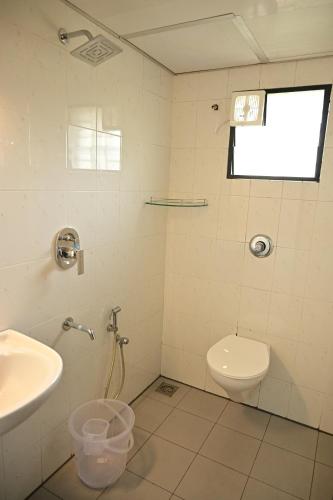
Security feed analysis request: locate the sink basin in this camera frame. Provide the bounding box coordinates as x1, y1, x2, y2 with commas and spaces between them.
0, 329, 63, 435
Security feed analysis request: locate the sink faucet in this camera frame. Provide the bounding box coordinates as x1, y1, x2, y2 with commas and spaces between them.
62, 317, 95, 341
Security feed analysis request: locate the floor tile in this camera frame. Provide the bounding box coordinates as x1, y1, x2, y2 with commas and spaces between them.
155, 408, 213, 452
127, 427, 151, 462
251, 443, 314, 499
127, 435, 195, 492
200, 424, 260, 474
133, 397, 173, 432
310, 462, 333, 500
177, 388, 228, 422
144, 377, 191, 407
316, 432, 333, 467
45, 459, 102, 500
242, 478, 299, 500
99, 470, 170, 500
175, 455, 247, 500
264, 416, 318, 459
218, 401, 270, 439
28, 488, 61, 500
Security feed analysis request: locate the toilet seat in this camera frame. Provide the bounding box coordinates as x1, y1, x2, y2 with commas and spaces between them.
207, 335, 270, 380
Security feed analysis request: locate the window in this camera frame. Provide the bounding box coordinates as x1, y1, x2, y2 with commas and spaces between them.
227, 85, 331, 181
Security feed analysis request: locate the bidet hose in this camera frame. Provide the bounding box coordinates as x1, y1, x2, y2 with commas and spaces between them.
112, 344, 126, 400
104, 334, 126, 399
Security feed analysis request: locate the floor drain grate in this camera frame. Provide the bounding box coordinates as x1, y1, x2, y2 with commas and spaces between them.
155, 382, 179, 397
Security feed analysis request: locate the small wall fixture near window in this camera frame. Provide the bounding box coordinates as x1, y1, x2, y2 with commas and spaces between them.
68, 125, 122, 171
227, 84, 332, 181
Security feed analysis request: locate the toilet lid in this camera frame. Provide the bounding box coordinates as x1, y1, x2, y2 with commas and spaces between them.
207, 335, 270, 380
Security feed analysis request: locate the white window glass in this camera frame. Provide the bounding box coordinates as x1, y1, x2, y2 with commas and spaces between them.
232, 88, 328, 179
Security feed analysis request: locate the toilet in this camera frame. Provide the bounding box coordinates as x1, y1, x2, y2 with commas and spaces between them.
207, 334, 270, 402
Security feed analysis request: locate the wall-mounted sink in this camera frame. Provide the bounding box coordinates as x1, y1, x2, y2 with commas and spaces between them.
0, 329, 63, 435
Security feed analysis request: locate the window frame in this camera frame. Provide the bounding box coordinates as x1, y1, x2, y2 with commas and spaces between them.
227, 84, 332, 182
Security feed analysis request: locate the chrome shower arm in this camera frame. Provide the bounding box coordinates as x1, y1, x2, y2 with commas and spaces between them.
58, 28, 93, 45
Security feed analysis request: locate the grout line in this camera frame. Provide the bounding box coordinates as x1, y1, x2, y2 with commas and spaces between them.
41, 486, 64, 500
259, 439, 317, 462
246, 477, 303, 500
128, 375, 161, 406
215, 420, 266, 441
240, 414, 271, 499
309, 430, 320, 499
112, 469, 174, 496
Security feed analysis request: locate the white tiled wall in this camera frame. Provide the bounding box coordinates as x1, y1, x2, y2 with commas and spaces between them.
162, 57, 333, 433
0, 1, 172, 498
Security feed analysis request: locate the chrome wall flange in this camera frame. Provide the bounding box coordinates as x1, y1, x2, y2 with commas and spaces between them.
249, 234, 273, 258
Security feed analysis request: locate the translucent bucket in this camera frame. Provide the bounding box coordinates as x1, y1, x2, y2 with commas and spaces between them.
68, 399, 135, 489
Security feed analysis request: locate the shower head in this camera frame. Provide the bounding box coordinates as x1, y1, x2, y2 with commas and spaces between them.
58, 28, 122, 66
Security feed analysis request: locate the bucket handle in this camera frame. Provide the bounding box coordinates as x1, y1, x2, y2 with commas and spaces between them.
106, 432, 134, 454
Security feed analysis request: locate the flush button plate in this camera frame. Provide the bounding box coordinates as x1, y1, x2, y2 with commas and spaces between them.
249, 234, 273, 258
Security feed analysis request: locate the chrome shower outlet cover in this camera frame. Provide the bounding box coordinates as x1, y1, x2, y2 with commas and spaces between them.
249, 234, 273, 257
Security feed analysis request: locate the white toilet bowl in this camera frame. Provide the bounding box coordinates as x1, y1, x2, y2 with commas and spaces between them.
207, 335, 270, 402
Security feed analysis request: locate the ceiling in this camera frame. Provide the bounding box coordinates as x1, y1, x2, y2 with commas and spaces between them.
68, 0, 333, 73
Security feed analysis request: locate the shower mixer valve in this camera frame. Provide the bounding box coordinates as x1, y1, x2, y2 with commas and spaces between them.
55, 227, 84, 275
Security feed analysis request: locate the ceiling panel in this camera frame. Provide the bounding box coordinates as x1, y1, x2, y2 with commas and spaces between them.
246, 5, 333, 60
70, 0, 333, 72
127, 17, 259, 73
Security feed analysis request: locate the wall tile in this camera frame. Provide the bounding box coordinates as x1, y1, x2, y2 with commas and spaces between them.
219, 196, 249, 242
287, 385, 323, 427
227, 65, 261, 95
246, 197, 281, 242
301, 298, 333, 346
320, 395, 333, 434
295, 57, 333, 85
266, 335, 297, 383
238, 287, 270, 335
195, 99, 228, 148
242, 251, 275, 291
169, 148, 195, 193
318, 148, 333, 201
277, 200, 316, 250
196, 69, 229, 100
260, 61, 296, 88
171, 101, 197, 147
293, 343, 327, 392
305, 249, 333, 301
272, 247, 309, 296
193, 148, 224, 195
214, 240, 245, 285
267, 293, 302, 340
173, 73, 198, 102
258, 377, 291, 417
250, 180, 283, 198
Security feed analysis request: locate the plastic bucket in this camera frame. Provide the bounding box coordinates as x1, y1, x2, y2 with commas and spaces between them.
68, 399, 135, 489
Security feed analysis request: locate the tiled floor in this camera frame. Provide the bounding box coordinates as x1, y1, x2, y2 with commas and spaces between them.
29, 377, 333, 500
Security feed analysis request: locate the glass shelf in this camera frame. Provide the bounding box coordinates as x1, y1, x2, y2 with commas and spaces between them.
145, 197, 208, 207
